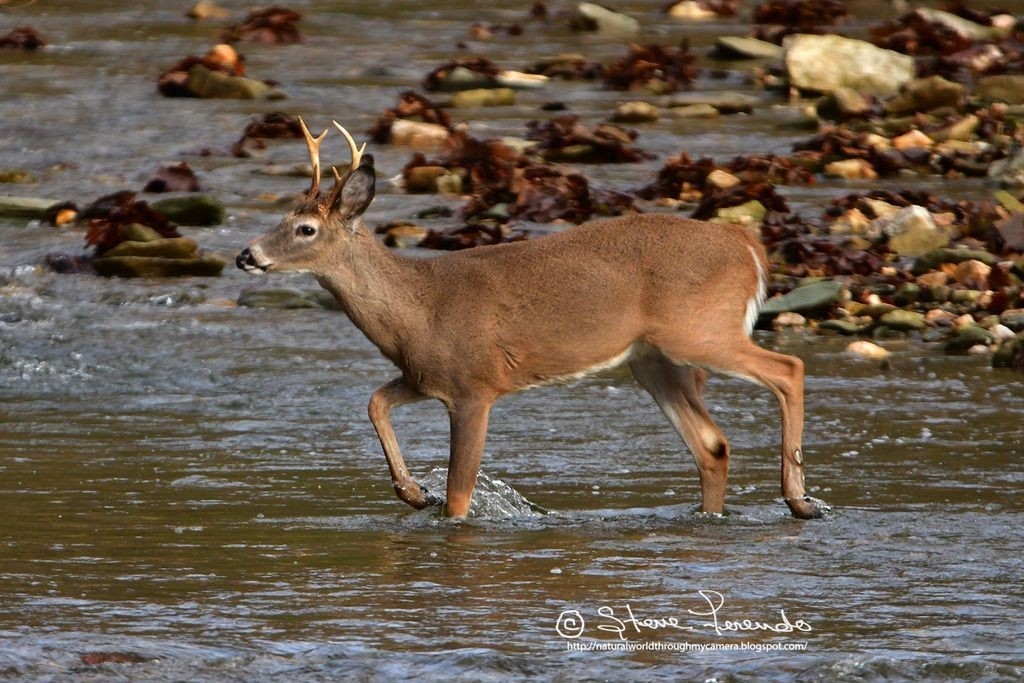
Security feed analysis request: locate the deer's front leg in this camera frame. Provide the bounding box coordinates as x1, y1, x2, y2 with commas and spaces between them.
368, 378, 442, 509
445, 398, 494, 518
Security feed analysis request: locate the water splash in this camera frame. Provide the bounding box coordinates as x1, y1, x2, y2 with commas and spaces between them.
418, 467, 547, 519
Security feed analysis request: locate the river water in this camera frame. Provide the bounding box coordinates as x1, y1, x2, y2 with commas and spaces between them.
2, 1, 1023, 681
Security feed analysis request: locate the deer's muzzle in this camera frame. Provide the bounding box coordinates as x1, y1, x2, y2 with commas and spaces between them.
236, 247, 269, 273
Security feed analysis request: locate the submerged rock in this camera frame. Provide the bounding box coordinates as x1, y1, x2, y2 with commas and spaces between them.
92, 254, 226, 278
150, 195, 226, 226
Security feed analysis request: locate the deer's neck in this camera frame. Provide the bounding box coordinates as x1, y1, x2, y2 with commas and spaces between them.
316, 228, 430, 368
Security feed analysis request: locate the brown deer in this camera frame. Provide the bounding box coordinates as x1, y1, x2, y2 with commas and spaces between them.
236, 118, 829, 520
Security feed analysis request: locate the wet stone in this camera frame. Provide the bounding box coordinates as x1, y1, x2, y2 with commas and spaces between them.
879, 309, 927, 332
759, 280, 845, 319
150, 195, 225, 226
944, 325, 995, 354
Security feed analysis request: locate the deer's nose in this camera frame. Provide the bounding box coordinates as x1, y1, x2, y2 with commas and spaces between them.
236, 248, 253, 270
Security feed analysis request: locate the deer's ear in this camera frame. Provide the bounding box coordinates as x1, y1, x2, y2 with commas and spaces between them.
332, 156, 376, 224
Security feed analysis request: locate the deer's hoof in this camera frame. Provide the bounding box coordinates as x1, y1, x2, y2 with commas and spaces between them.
785, 495, 831, 520
422, 486, 445, 508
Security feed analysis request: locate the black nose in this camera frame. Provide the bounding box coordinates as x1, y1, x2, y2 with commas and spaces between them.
236, 248, 253, 270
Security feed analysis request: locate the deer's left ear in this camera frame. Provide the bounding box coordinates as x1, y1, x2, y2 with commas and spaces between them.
331, 156, 376, 225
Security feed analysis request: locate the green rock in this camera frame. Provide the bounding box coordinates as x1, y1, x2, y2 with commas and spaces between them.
104, 237, 199, 259
0, 169, 36, 184
911, 248, 998, 276
450, 88, 516, 108
237, 287, 339, 310
944, 324, 994, 354
92, 254, 226, 278
893, 283, 920, 306
975, 75, 1024, 105
992, 338, 1022, 368
884, 75, 964, 116
185, 64, 286, 100
150, 195, 225, 226
0, 195, 61, 220
818, 319, 871, 335
879, 309, 927, 331
715, 200, 766, 223
759, 280, 845, 319
120, 223, 164, 242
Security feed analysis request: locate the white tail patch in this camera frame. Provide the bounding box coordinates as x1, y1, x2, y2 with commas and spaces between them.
744, 245, 767, 337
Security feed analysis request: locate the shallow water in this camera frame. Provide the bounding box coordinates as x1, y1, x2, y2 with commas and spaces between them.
2, 1, 1024, 681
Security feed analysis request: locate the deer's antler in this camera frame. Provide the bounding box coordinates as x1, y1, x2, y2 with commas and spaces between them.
332, 121, 367, 173
297, 116, 328, 198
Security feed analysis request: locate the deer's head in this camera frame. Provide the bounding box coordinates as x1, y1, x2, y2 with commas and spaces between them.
237, 118, 375, 275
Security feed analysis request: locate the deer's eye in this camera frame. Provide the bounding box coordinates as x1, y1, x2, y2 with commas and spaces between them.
297, 224, 317, 237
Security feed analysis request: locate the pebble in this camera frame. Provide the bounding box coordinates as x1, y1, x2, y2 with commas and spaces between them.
846, 340, 891, 359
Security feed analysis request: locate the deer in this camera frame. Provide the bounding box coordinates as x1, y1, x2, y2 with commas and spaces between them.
236, 118, 830, 521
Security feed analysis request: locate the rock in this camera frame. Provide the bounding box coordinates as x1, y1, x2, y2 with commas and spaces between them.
667, 91, 761, 114
915, 8, 1011, 42
0, 195, 62, 220
846, 340, 890, 359
706, 169, 741, 190
92, 254, 226, 278
999, 308, 1024, 332
495, 71, 548, 90
783, 34, 914, 97
884, 75, 964, 116
992, 338, 1023, 369
667, 0, 718, 20
819, 319, 871, 335
926, 308, 957, 326
104, 237, 199, 260
817, 87, 873, 120
911, 248, 998, 276
712, 36, 783, 60
759, 279, 845, 319
987, 147, 1024, 188
237, 287, 338, 310
824, 158, 877, 180
773, 311, 807, 328
975, 75, 1024, 105
714, 199, 766, 224
185, 64, 286, 100
187, 0, 230, 20
944, 324, 994, 354
933, 114, 979, 143
150, 195, 225, 226
610, 101, 660, 123
450, 88, 516, 108
879, 309, 927, 331
0, 169, 35, 184
891, 129, 934, 151
952, 259, 991, 290
989, 324, 1017, 342
667, 103, 720, 119
405, 166, 454, 193
570, 3, 640, 34
874, 205, 951, 257
379, 223, 429, 249
388, 119, 450, 148
917, 271, 949, 287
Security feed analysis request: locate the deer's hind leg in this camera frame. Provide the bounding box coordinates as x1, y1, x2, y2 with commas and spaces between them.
629, 350, 730, 514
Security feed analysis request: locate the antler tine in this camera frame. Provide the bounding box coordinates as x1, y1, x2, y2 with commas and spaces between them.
332, 121, 367, 173
297, 116, 328, 197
